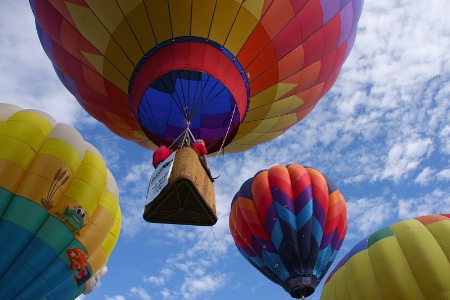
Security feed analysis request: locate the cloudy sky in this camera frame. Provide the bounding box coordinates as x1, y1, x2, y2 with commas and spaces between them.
1, 0, 449, 299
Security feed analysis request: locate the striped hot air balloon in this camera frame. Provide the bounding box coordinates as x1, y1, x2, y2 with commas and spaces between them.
0, 103, 121, 300
229, 164, 347, 298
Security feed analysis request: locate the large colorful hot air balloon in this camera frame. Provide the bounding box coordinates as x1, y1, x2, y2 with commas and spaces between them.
321, 214, 450, 300
30, 0, 363, 153
0, 103, 121, 299
229, 164, 347, 298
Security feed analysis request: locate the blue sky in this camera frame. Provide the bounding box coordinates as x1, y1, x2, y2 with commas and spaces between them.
1, 1, 450, 299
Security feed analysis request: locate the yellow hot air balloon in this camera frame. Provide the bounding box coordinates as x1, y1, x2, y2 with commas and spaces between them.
0, 103, 121, 299
321, 214, 450, 300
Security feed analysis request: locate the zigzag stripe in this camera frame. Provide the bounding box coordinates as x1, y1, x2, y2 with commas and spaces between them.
294, 184, 313, 214
275, 201, 307, 231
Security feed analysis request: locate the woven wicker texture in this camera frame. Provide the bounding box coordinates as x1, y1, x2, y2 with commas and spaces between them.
143, 146, 216, 225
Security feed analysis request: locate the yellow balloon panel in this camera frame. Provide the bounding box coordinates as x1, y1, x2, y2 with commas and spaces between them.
209, 0, 241, 44
101, 209, 122, 256
191, 0, 216, 37
121, 2, 157, 53
145, 0, 172, 43
169, 0, 192, 37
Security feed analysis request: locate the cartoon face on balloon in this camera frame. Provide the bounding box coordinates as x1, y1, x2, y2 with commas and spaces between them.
67, 248, 89, 271
57, 205, 87, 234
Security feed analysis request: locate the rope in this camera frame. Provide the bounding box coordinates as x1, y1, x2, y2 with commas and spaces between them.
210, 227, 225, 253
168, 127, 196, 149
187, 127, 197, 143
210, 103, 237, 168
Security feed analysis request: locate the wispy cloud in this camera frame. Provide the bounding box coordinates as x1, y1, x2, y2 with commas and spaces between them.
437, 169, 450, 181
104, 295, 126, 300
398, 189, 450, 219
180, 274, 228, 300
346, 197, 396, 237
381, 136, 433, 182
144, 268, 173, 286
0, 2, 83, 124
130, 286, 152, 300
415, 167, 434, 186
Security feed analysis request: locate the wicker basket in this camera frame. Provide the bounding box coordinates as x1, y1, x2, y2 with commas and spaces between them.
143, 146, 217, 226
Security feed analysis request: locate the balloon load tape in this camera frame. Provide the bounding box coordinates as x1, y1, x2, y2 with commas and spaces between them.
285, 274, 319, 298
144, 146, 217, 226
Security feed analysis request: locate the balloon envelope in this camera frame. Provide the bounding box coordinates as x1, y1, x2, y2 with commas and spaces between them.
0, 103, 121, 299
229, 164, 347, 298
30, 0, 363, 153
321, 214, 450, 300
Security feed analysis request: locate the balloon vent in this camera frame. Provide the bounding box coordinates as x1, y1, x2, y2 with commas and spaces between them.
143, 147, 217, 226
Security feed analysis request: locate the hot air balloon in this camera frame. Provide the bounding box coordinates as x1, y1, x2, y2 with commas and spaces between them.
29, 0, 362, 226
229, 164, 347, 298
321, 214, 450, 300
0, 103, 121, 299
29, 0, 363, 153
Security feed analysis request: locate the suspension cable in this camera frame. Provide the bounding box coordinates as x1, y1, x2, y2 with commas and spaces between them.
210, 103, 237, 168
169, 128, 190, 149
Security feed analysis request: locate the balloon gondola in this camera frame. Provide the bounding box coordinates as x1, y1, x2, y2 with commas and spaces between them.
144, 143, 217, 226
229, 164, 347, 298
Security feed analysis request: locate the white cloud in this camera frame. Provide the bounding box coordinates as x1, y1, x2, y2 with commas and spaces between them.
439, 125, 450, 155
0, 1, 83, 125
415, 167, 434, 186
180, 274, 227, 300
437, 169, 450, 181
160, 288, 173, 300
144, 268, 173, 286
123, 161, 153, 187
346, 197, 396, 237
104, 296, 126, 300
398, 189, 450, 219
382, 137, 433, 182
130, 286, 152, 300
